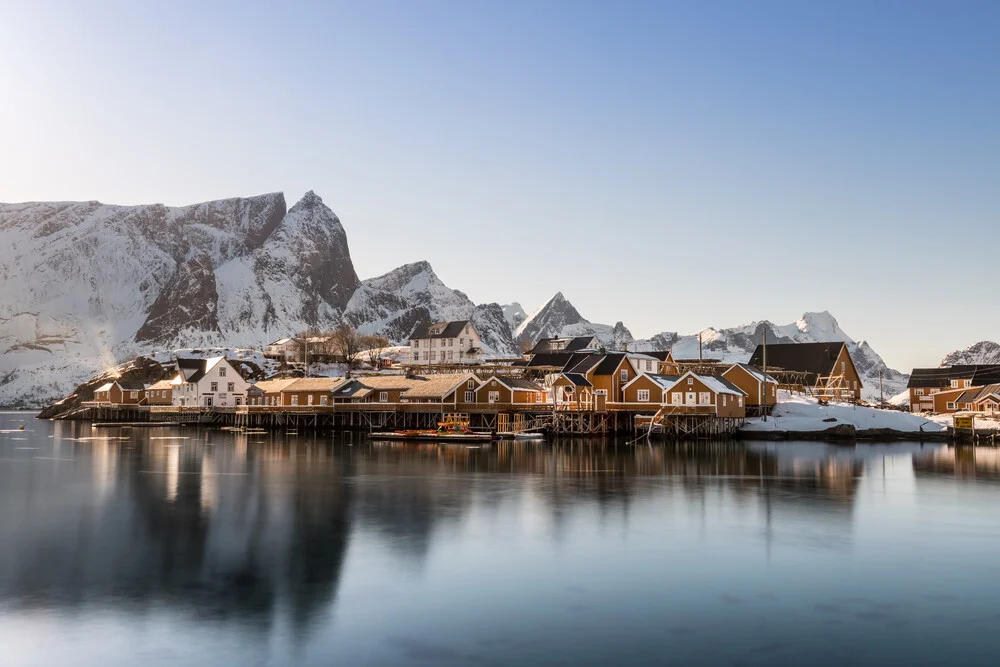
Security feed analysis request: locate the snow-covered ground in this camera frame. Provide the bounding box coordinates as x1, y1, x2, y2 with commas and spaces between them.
743, 391, 947, 434
926, 412, 1000, 431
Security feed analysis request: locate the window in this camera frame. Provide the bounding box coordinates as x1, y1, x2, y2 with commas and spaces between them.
291, 396, 299, 406
915, 388, 924, 395
413, 340, 419, 348
687, 377, 693, 385
467, 379, 476, 389
841, 362, 845, 372
321, 396, 328, 406
447, 350, 454, 360
413, 352, 420, 361
637, 389, 650, 402
227, 382, 235, 392
950, 380, 958, 388
672, 392, 683, 405
947, 402, 956, 410
536, 392, 543, 403
739, 397, 744, 407
488, 391, 500, 403
699, 392, 710, 404
130, 391, 138, 399
219, 367, 227, 377
460, 338, 465, 348
448, 339, 454, 347
620, 369, 628, 383
464, 391, 475, 403
306, 395, 313, 406
379, 391, 389, 402
440, 351, 446, 361
210, 382, 218, 392
646, 360, 653, 371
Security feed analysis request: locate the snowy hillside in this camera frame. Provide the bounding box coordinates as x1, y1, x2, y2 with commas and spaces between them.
940, 341, 1000, 366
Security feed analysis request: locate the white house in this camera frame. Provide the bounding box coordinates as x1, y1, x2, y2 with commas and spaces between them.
409, 320, 482, 366
263, 338, 297, 361
170, 356, 250, 408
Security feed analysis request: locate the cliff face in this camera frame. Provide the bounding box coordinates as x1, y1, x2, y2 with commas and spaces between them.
0, 191, 358, 406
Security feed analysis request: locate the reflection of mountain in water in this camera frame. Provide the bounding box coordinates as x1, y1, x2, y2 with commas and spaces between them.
0, 432, 354, 641
0, 426, 885, 640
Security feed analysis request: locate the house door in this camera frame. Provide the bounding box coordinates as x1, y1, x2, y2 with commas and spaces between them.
685, 392, 696, 405
235, 397, 242, 406
204, 396, 213, 408
594, 390, 607, 411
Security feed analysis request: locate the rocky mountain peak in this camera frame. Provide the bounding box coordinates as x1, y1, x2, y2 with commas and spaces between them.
940, 341, 1000, 367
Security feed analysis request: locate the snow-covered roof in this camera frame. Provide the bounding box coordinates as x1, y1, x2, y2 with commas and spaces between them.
95, 382, 115, 393
726, 362, 779, 385
660, 371, 747, 396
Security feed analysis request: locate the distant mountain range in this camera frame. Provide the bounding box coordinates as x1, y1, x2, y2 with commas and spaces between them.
0, 190, 991, 406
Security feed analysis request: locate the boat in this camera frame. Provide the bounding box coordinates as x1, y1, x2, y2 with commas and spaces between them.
370, 414, 494, 443
513, 432, 546, 441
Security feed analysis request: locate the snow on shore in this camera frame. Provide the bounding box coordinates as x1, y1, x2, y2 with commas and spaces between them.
743, 391, 946, 434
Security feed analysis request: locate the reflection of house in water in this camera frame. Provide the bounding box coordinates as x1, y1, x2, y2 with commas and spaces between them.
912, 446, 1000, 480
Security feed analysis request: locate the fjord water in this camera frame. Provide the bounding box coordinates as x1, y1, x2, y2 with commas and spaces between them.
2, 413, 999, 666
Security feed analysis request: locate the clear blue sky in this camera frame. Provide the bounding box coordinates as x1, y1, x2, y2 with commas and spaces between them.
2, 1, 998, 370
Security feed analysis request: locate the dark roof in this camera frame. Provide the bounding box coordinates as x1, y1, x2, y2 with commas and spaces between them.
523, 352, 576, 368
176, 357, 208, 382
563, 373, 593, 388
566, 354, 604, 375
748, 342, 850, 383
638, 351, 672, 361
956, 390, 980, 404
500, 377, 545, 391
594, 353, 627, 375
529, 336, 599, 354
416, 320, 470, 339
906, 365, 1000, 389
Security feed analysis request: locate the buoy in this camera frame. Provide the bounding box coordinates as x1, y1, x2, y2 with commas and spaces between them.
18, 425, 24, 431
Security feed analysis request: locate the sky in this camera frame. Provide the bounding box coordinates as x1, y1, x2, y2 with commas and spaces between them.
1, 0, 998, 371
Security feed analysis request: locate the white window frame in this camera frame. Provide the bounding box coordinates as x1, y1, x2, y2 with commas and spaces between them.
464, 391, 475, 403
947, 402, 956, 410
698, 392, 711, 405
620, 369, 628, 383
379, 391, 389, 402
210, 382, 218, 392
467, 379, 476, 389
915, 388, 924, 395
219, 367, 227, 377
488, 391, 500, 403
637, 389, 650, 402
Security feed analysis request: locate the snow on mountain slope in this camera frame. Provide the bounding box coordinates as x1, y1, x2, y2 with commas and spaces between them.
471, 303, 519, 357
515, 292, 588, 343
503, 303, 526, 331
940, 341, 1000, 366
214, 191, 358, 342
651, 312, 907, 403
343, 261, 474, 343
0, 191, 357, 406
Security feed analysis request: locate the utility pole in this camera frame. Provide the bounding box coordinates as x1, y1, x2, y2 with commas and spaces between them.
762, 329, 768, 423
698, 332, 703, 363
879, 368, 884, 405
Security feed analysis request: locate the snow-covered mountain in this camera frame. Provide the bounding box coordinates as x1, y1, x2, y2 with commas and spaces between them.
636, 311, 907, 403
940, 341, 1000, 367
2, 190, 910, 407
0, 191, 357, 406
513, 292, 637, 350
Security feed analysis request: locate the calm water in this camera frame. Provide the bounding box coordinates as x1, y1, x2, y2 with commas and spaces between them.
2, 412, 1000, 666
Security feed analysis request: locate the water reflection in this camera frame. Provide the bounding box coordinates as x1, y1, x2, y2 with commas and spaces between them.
2, 413, 1000, 666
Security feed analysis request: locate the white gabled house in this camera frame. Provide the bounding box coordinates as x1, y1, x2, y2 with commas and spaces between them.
170, 356, 250, 408
409, 320, 483, 366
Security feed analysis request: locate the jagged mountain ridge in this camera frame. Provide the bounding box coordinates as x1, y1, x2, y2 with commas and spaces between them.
1, 190, 909, 406
940, 341, 1000, 367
